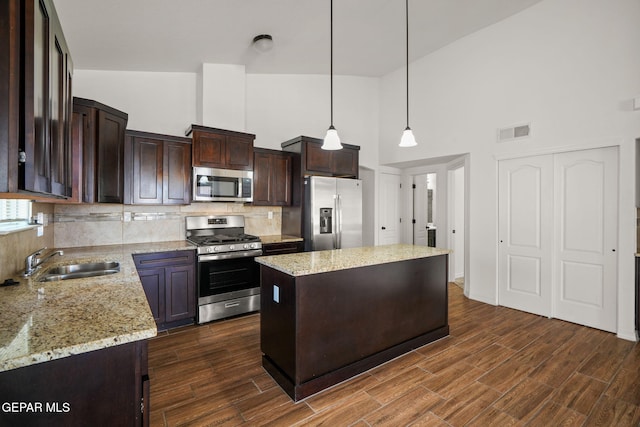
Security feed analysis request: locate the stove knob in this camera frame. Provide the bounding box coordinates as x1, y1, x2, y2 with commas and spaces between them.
207, 247, 214, 253
229, 245, 235, 251
243, 244, 250, 249
213, 246, 220, 252
250, 243, 257, 249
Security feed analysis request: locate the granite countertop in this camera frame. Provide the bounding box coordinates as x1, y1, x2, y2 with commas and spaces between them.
256, 244, 451, 277
259, 235, 304, 245
0, 241, 195, 373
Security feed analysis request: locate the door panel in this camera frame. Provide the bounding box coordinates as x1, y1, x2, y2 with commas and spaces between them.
379, 173, 401, 245
413, 174, 428, 246
498, 147, 618, 332
337, 178, 362, 249
498, 155, 553, 316
554, 147, 617, 332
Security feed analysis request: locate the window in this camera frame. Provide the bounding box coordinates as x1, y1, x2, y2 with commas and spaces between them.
0, 200, 33, 234
0, 199, 32, 221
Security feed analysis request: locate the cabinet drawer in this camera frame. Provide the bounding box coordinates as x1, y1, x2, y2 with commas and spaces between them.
262, 241, 304, 256
133, 250, 195, 269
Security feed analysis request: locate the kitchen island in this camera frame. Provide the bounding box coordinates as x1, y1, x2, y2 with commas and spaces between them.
256, 244, 450, 401
0, 241, 193, 426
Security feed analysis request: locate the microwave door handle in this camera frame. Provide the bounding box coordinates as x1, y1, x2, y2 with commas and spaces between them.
237, 178, 242, 198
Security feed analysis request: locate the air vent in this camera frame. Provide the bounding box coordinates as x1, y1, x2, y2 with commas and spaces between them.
497, 123, 531, 142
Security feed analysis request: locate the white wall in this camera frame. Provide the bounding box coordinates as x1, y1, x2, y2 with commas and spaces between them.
379, 0, 640, 339
246, 74, 379, 169
74, 70, 197, 136
74, 71, 380, 169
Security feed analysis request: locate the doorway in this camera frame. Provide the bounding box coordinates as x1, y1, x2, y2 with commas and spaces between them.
413, 173, 437, 247
448, 164, 466, 288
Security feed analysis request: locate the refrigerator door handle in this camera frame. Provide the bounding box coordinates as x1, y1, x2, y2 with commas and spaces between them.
333, 194, 339, 249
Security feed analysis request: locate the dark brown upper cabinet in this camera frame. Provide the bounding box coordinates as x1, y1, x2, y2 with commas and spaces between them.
0, 0, 74, 199
253, 148, 293, 206
73, 97, 128, 204
124, 130, 192, 205
281, 136, 359, 179
186, 125, 254, 171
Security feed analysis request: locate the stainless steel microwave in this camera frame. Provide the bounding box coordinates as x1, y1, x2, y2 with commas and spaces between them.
192, 167, 253, 202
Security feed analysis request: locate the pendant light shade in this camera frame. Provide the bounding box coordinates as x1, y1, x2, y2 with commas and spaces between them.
399, 0, 417, 147
399, 127, 417, 147
322, 0, 342, 150
323, 125, 342, 150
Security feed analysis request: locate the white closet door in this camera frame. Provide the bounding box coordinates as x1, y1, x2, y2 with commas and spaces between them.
498, 155, 553, 316
553, 147, 618, 332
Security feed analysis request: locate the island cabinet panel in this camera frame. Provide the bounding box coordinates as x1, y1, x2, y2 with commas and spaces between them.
0, 340, 149, 426
260, 254, 449, 401
187, 125, 255, 171
134, 250, 196, 331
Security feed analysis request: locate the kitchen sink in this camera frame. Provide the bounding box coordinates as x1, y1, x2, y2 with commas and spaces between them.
39, 261, 120, 282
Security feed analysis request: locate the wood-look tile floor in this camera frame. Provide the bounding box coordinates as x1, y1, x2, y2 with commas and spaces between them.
148, 284, 640, 426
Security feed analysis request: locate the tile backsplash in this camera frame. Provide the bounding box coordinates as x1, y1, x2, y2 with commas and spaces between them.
53, 203, 283, 248
0, 201, 283, 279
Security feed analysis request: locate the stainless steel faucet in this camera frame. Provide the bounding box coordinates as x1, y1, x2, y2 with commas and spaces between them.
24, 247, 64, 277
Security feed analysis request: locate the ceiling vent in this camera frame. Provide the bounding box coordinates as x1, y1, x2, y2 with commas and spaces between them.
497, 123, 531, 143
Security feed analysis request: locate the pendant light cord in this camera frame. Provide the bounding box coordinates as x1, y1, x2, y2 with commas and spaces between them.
405, 0, 409, 129
330, 0, 334, 127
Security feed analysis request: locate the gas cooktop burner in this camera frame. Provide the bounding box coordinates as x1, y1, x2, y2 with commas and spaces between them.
188, 233, 260, 246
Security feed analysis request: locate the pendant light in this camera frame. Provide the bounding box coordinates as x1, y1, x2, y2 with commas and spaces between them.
322, 0, 342, 150
399, 0, 417, 147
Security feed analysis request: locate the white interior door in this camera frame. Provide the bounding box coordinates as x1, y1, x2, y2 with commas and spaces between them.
413, 174, 428, 246
498, 147, 618, 332
498, 155, 553, 316
553, 147, 618, 332
379, 173, 401, 245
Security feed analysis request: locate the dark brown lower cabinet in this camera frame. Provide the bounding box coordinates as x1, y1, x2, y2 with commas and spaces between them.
134, 250, 196, 331
0, 340, 149, 426
262, 241, 304, 256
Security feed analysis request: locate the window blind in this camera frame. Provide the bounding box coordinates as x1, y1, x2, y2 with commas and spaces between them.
0, 200, 32, 221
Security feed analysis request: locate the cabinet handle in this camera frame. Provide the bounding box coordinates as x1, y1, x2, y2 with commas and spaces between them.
381, 226, 386, 230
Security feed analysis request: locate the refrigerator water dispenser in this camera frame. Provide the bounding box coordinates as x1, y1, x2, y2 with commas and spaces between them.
319, 208, 333, 234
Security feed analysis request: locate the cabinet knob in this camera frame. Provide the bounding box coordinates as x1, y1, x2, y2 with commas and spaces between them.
381, 226, 386, 230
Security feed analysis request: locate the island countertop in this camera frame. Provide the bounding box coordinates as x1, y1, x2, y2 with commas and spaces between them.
0, 241, 195, 372
256, 244, 451, 276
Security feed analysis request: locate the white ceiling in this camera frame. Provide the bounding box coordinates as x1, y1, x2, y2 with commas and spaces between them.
53, 0, 543, 77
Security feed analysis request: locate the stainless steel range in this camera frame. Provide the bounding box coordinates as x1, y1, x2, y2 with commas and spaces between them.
186, 215, 262, 324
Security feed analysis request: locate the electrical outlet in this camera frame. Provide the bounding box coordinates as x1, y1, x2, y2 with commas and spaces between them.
268, 211, 273, 220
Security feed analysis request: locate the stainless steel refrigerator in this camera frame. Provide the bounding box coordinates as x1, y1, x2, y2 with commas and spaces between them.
304, 176, 363, 251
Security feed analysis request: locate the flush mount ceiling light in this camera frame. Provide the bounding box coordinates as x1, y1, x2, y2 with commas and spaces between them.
252, 34, 274, 53
322, 0, 342, 150
399, 0, 417, 148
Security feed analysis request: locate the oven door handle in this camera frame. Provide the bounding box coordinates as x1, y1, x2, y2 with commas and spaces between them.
198, 249, 263, 262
